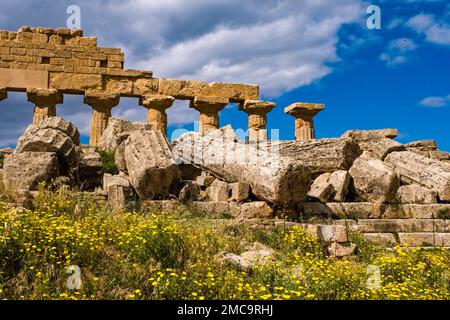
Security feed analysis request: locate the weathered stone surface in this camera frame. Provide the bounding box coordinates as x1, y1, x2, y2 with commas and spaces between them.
317, 224, 348, 243
385, 151, 450, 201
356, 138, 405, 160
216, 246, 274, 271
120, 130, 180, 199
242, 100, 276, 142
228, 182, 250, 202
397, 185, 437, 204
363, 233, 398, 246
107, 184, 134, 211
207, 179, 229, 201
99, 117, 153, 152
430, 151, 450, 162
36, 117, 80, 146
346, 219, 448, 233
404, 141, 450, 162
328, 202, 450, 219
103, 173, 131, 191
405, 140, 438, 151
195, 175, 216, 188
0, 147, 14, 157
157, 79, 259, 101
328, 242, 356, 257
3, 152, 59, 191
139, 200, 180, 212
50, 73, 103, 91
300, 202, 337, 219
307, 173, 333, 202
341, 129, 398, 140
328, 170, 351, 202
398, 233, 450, 247
284, 103, 325, 141
190, 201, 237, 218
349, 156, 399, 202
178, 164, 202, 180
239, 202, 274, 219
78, 146, 102, 190
173, 126, 312, 205
178, 181, 200, 204
274, 138, 361, 177
15, 117, 79, 169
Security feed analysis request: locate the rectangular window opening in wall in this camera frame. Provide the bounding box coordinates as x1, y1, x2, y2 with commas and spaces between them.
100, 60, 108, 68
41, 57, 50, 64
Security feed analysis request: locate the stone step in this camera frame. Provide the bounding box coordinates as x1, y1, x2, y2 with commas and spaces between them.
398, 233, 450, 247
300, 202, 450, 219
361, 232, 450, 247
336, 219, 450, 233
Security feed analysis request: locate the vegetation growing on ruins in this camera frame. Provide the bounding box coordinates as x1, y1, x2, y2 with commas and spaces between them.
0, 185, 449, 300
98, 150, 119, 175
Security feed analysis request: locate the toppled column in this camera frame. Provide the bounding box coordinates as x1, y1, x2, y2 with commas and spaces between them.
284, 102, 324, 140
385, 151, 450, 201
84, 91, 120, 146
116, 129, 181, 199
241, 100, 276, 142
173, 126, 312, 205
0, 87, 7, 101
139, 95, 175, 136
27, 88, 63, 125
190, 96, 229, 134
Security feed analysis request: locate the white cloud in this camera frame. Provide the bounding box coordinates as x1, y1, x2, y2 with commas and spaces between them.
119, 0, 365, 97
380, 38, 417, 66
407, 14, 450, 45
420, 95, 450, 107
0, 0, 365, 145
387, 17, 404, 30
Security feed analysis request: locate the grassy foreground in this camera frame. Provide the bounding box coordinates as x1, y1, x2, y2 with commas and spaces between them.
0, 186, 449, 300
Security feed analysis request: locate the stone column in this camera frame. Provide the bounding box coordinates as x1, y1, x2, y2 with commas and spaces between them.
139, 95, 175, 136
26, 88, 63, 125
241, 100, 276, 142
0, 88, 7, 102
84, 91, 120, 146
284, 103, 325, 141
190, 96, 229, 134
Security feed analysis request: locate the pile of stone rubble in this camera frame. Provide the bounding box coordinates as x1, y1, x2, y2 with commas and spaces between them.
2, 117, 450, 255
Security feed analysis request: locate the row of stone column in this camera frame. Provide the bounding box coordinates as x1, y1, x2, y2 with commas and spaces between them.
0, 87, 325, 145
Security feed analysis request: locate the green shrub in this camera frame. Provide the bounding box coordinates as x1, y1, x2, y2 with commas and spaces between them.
98, 150, 119, 175
437, 208, 450, 220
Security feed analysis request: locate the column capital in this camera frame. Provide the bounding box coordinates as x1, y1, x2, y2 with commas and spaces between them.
241, 100, 276, 114
84, 91, 120, 111
189, 96, 229, 112
0, 87, 7, 101
140, 94, 175, 110
27, 88, 63, 106
284, 102, 324, 117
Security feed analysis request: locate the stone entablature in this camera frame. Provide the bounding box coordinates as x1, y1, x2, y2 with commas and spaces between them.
0, 27, 258, 102
0, 27, 326, 145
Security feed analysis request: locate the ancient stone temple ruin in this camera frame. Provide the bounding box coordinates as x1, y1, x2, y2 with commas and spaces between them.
2, 27, 450, 256
0, 26, 323, 143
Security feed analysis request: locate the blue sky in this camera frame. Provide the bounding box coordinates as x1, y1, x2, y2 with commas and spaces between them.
0, 0, 449, 150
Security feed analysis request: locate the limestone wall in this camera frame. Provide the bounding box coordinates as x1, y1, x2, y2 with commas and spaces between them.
0, 27, 259, 101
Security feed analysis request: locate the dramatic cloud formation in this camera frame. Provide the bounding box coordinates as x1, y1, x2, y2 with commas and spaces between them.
0, 0, 366, 146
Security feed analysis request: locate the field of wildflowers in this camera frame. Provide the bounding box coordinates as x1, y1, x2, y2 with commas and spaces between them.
0, 185, 449, 300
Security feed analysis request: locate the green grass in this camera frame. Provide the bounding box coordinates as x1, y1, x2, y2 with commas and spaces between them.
0, 186, 449, 300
